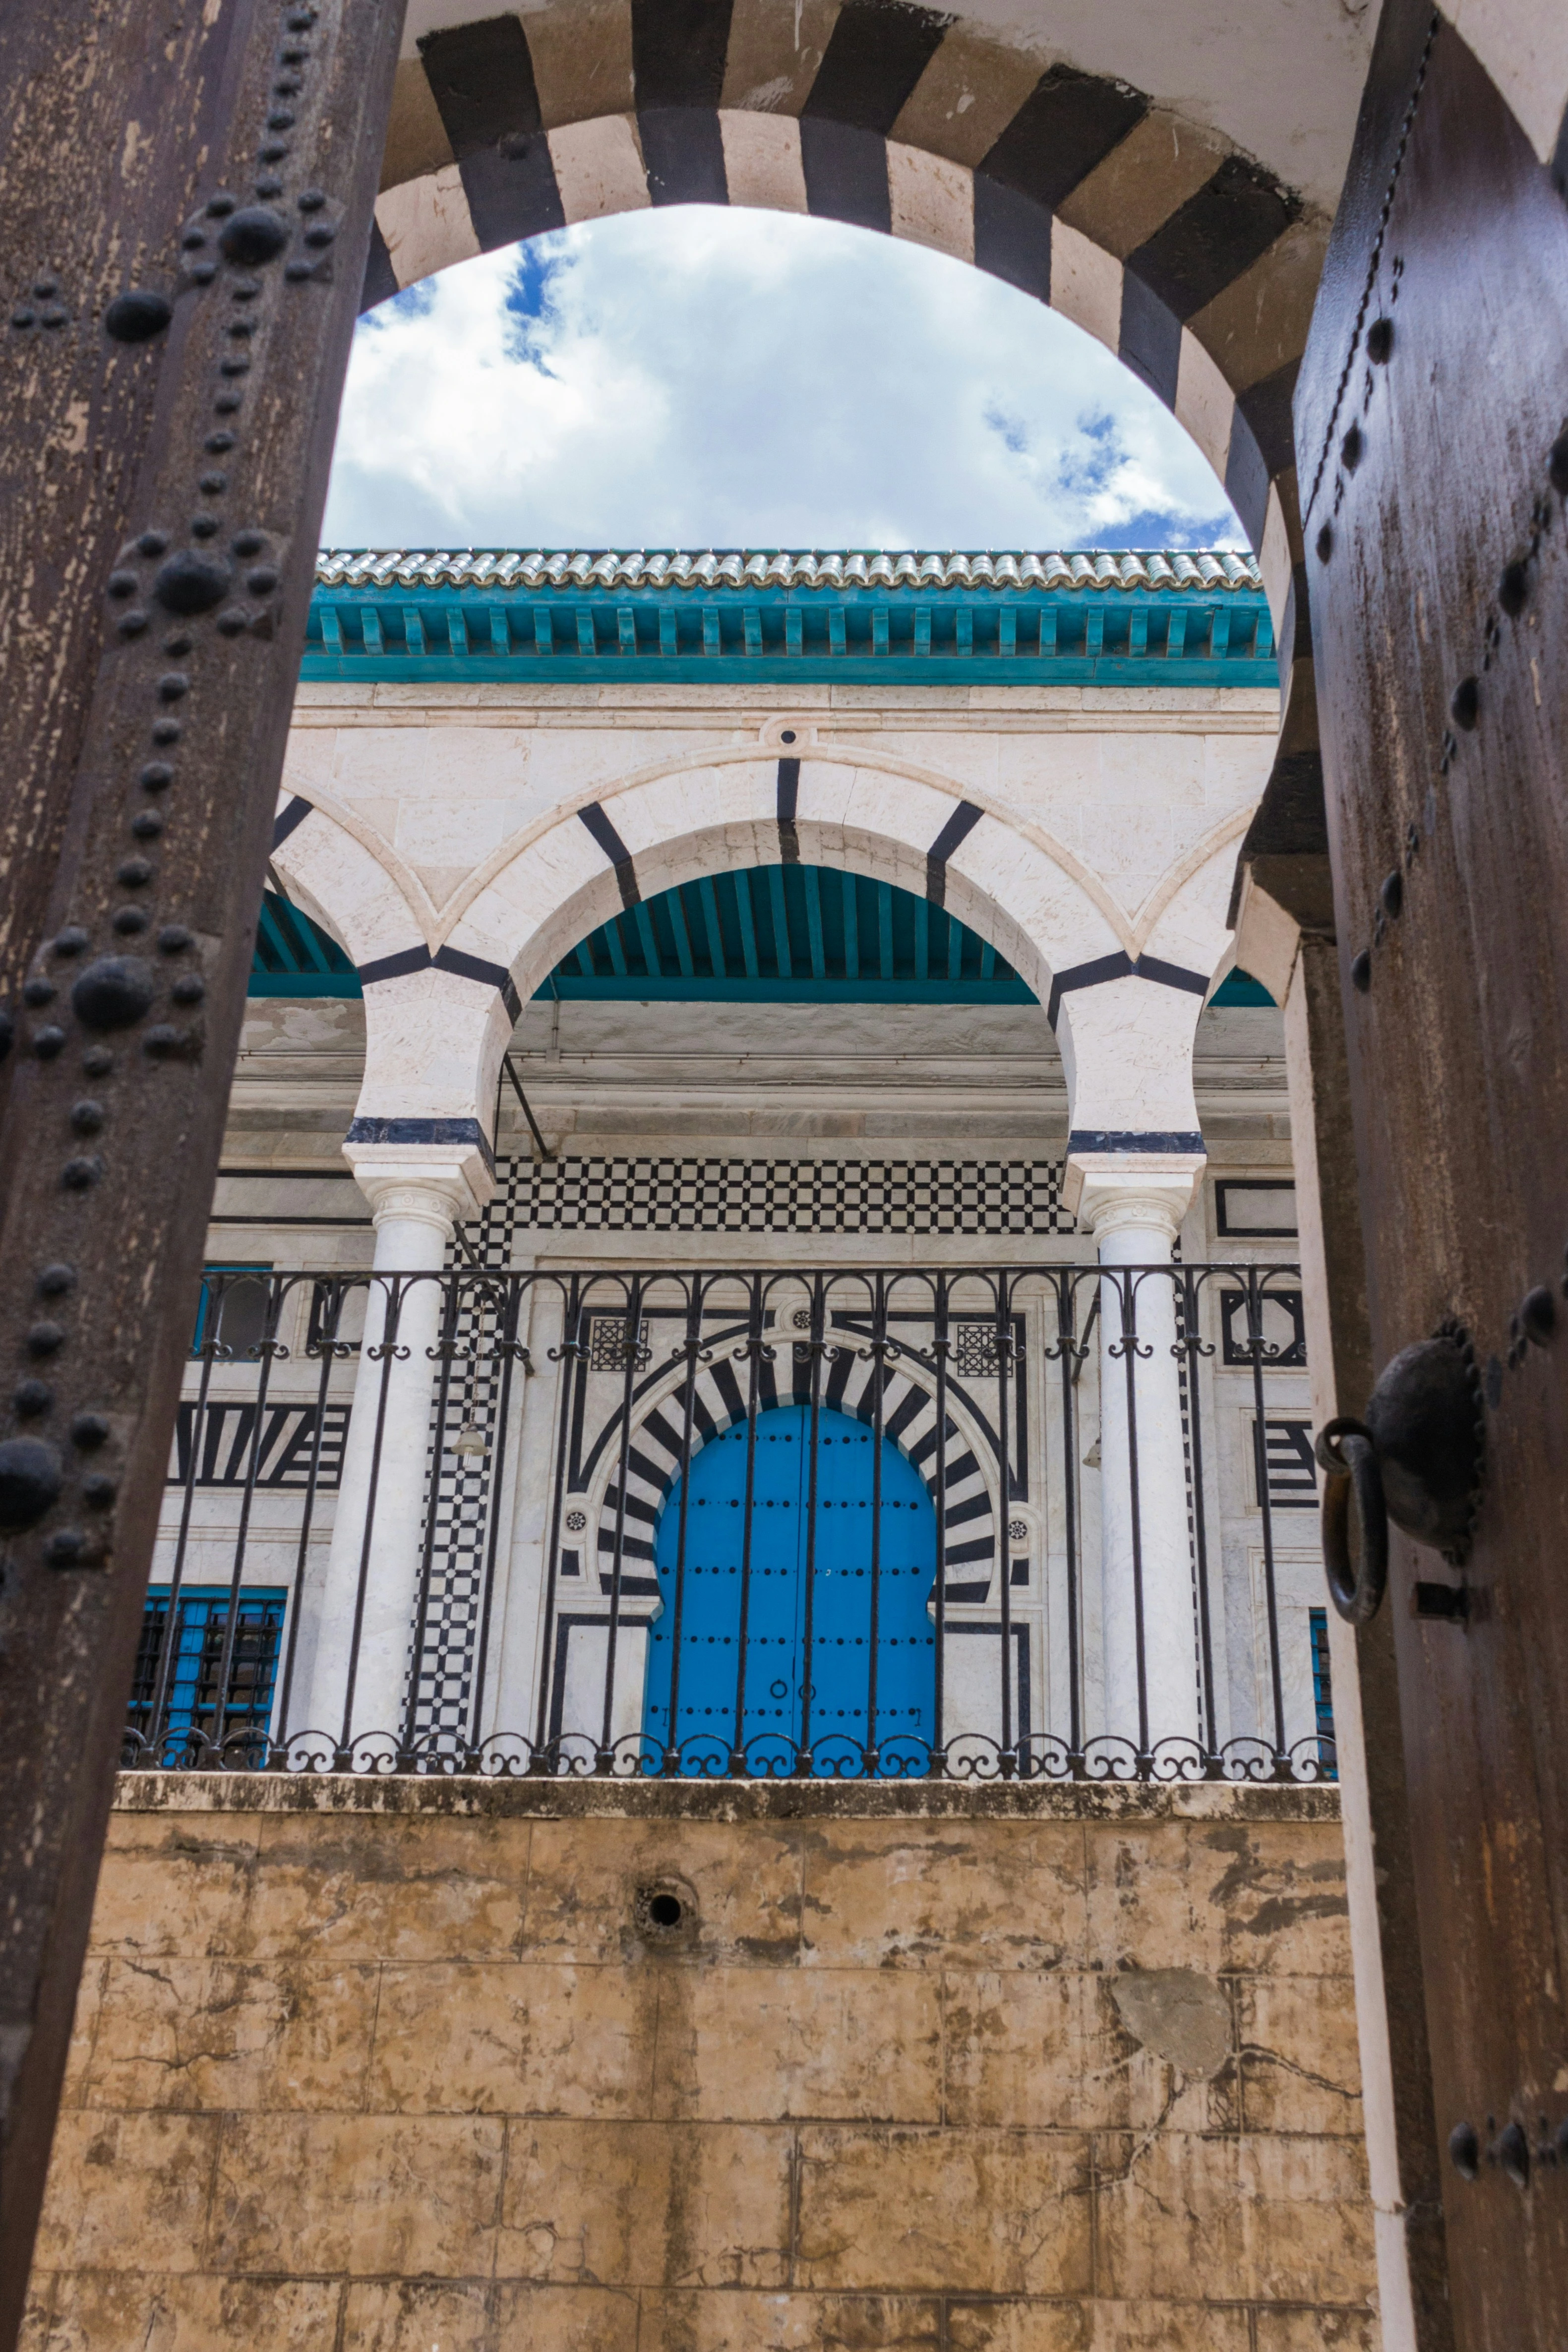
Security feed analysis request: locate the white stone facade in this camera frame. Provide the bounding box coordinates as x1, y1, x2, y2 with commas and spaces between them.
152, 656, 1326, 1775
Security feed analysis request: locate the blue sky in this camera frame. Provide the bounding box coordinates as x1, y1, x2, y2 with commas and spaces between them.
322, 205, 1243, 553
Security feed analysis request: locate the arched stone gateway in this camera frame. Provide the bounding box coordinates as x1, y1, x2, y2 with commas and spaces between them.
369, 0, 1328, 650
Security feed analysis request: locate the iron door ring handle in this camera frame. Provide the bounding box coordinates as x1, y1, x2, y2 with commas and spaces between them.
1316, 1417, 1388, 1624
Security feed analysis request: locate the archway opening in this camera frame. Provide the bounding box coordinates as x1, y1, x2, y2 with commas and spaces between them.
642, 1402, 938, 1772
324, 205, 1247, 551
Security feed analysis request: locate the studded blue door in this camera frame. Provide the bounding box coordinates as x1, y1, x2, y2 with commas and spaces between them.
642, 1403, 937, 1771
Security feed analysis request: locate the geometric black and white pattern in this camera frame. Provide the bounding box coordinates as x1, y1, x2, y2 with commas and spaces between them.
409, 1151, 1066, 1741
475, 1153, 1073, 1247
590, 1329, 1001, 1602
169, 1398, 350, 1489
406, 1286, 513, 1748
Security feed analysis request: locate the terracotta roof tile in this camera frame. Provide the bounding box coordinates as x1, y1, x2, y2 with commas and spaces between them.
314, 547, 1263, 594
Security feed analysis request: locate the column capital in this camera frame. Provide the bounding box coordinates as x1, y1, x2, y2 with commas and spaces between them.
1069, 1160, 1204, 1245
343, 1136, 495, 1233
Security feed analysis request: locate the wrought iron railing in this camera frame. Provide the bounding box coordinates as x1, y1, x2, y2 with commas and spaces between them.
126, 1263, 1333, 1782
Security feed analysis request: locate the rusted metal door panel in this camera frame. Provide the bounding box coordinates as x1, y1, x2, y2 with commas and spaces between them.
0, 3, 403, 2340
1299, 7, 1568, 2339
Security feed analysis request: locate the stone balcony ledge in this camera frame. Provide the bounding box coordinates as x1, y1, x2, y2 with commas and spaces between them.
114, 1768, 1340, 1824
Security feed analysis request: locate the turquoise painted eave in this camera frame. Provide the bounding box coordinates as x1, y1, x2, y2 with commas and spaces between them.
302, 566, 1277, 689
299, 653, 1276, 688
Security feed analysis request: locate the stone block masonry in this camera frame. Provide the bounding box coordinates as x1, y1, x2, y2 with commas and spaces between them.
26, 1777, 1378, 2352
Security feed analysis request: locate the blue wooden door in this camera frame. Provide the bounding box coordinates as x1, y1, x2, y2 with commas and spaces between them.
642, 1403, 936, 1771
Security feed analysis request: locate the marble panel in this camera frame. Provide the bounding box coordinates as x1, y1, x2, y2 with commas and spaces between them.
368, 1960, 659, 2116
497, 2118, 792, 2286
799, 1817, 1087, 1971
794, 2127, 1092, 2294
244, 1812, 530, 1964
35, 2113, 222, 2275
522, 1816, 803, 1964
79, 1957, 376, 2113
651, 1967, 942, 2123
207, 2113, 505, 2276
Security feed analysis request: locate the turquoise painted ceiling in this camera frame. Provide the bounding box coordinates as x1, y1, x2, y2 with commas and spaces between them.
250, 874, 1273, 1007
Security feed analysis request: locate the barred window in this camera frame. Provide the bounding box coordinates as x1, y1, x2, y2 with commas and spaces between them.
191, 1264, 273, 1358
128, 1587, 286, 1751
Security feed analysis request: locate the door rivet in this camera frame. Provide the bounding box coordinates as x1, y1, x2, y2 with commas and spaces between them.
104, 291, 171, 344
1350, 950, 1372, 993
154, 551, 231, 616
1450, 677, 1480, 730
1448, 2121, 1480, 2179
1520, 1286, 1556, 1344
71, 956, 156, 1030
0, 1438, 64, 1531
217, 207, 290, 266
1366, 316, 1394, 363
1495, 2120, 1530, 2188
1380, 871, 1403, 919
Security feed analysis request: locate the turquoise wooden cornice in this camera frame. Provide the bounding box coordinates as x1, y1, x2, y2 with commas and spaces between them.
302, 548, 1276, 690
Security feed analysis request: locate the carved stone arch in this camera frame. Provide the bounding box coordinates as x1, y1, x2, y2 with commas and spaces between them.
571, 1307, 1003, 1606
449, 754, 1125, 1002
370, 0, 1323, 663
441, 752, 1216, 1144
268, 791, 427, 971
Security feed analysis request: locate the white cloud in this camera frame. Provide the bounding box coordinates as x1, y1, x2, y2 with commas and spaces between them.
322, 205, 1243, 552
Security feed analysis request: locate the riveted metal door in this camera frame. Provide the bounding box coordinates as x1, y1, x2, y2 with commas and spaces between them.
643, 1404, 937, 1769
0, 0, 404, 2333
1296, 1, 1568, 2337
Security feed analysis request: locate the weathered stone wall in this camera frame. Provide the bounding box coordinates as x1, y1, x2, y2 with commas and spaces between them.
28, 1776, 1377, 2352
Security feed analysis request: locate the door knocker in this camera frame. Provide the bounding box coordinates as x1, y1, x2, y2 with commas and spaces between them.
1317, 1321, 1484, 1622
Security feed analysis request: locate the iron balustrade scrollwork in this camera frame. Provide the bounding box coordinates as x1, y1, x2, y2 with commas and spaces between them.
124, 1262, 1335, 1784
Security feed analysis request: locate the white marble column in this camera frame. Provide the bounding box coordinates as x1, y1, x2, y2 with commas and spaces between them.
1076, 1169, 1204, 1760
485, 1275, 566, 1753
303, 1151, 491, 1754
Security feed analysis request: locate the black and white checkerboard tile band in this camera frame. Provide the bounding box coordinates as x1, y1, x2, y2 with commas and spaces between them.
475, 1156, 1074, 1247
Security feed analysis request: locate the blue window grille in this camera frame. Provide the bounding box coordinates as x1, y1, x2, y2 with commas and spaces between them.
129, 1586, 287, 1756
1308, 1607, 1337, 1778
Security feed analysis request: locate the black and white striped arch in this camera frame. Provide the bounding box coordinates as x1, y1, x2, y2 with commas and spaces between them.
569, 769, 1209, 1029
367, 0, 1305, 570
575, 1332, 1003, 1604
271, 794, 521, 1015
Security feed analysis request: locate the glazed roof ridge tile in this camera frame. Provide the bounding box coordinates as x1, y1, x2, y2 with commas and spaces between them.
313, 547, 1265, 593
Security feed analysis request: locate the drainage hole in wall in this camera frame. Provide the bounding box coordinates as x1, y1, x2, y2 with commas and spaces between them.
635, 1880, 696, 1938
